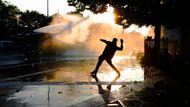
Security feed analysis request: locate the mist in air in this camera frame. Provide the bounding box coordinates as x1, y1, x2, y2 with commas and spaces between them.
34, 10, 154, 57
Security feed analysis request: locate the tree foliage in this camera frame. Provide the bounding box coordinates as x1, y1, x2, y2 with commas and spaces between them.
0, 0, 48, 38
67, 0, 179, 28
19, 10, 47, 29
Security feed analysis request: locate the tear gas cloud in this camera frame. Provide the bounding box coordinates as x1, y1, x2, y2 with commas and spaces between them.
34, 13, 154, 56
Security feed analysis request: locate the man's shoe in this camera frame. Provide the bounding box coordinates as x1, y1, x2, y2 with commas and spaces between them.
106, 85, 111, 90
90, 72, 96, 77
90, 72, 96, 75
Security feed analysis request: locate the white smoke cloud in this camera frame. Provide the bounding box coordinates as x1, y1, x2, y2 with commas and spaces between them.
34, 14, 90, 44
33, 13, 153, 56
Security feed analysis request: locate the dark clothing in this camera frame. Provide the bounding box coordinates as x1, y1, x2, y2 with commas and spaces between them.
100, 39, 123, 59
92, 38, 123, 79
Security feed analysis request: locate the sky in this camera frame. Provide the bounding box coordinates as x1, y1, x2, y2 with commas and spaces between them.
3, 0, 76, 16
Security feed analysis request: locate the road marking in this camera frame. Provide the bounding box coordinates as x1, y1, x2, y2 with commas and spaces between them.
0, 68, 58, 83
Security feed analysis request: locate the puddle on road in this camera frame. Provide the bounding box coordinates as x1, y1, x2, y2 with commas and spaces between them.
6, 57, 144, 106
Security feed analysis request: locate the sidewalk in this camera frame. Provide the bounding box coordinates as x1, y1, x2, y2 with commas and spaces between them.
0, 81, 145, 107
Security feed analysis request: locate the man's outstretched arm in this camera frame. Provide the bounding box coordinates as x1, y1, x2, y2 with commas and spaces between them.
100, 39, 109, 44
117, 39, 124, 50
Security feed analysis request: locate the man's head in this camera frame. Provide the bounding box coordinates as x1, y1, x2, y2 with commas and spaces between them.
113, 38, 118, 42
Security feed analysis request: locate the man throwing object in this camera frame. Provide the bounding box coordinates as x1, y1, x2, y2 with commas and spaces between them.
91, 38, 124, 81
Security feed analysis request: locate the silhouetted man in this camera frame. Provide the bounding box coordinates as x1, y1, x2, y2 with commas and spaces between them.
90, 38, 124, 80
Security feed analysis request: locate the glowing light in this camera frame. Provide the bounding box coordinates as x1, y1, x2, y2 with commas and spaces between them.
99, 67, 144, 82
120, 67, 144, 82
136, 26, 149, 36
91, 6, 115, 24
125, 24, 151, 37
97, 56, 144, 83
112, 56, 129, 63
97, 66, 144, 91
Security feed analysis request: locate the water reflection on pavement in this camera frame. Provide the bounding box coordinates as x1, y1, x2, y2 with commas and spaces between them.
1, 56, 144, 107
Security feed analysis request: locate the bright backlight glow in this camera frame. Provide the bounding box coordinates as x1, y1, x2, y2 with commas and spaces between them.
91, 6, 115, 24
125, 24, 151, 37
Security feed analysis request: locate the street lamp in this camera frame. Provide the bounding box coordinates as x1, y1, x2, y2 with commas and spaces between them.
47, 0, 49, 17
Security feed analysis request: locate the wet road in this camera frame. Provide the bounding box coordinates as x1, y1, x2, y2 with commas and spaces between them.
0, 56, 145, 107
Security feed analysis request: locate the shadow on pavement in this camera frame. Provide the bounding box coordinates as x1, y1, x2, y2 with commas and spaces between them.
91, 75, 123, 107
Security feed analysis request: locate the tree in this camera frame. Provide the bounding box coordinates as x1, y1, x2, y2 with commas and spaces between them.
67, 0, 179, 65
18, 10, 49, 51
0, 0, 48, 38
0, 0, 21, 37
19, 10, 47, 30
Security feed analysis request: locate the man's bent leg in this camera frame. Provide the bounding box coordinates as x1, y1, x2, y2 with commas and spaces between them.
106, 59, 121, 80
91, 56, 104, 75
106, 59, 121, 90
